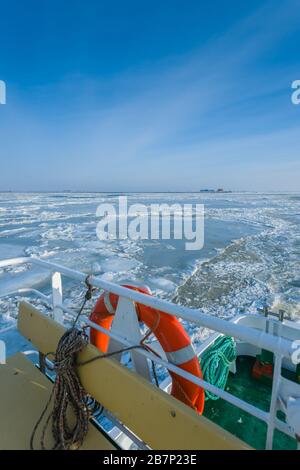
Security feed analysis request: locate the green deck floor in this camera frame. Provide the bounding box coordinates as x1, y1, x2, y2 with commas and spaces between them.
203, 356, 298, 450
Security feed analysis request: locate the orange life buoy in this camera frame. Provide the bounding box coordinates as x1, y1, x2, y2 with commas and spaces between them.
89, 285, 205, 414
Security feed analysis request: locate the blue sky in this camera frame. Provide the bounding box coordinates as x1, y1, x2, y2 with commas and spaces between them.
0, 0, 299, 191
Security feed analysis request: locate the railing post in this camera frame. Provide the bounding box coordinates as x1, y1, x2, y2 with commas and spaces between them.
1, 257, 300, 448
266, 353, 283, 449
0, 340, 6, 364
108, 296, 151, 381
52, 271, 63, 324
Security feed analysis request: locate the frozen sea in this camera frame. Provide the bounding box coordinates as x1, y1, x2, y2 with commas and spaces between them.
1, 191, 300, 348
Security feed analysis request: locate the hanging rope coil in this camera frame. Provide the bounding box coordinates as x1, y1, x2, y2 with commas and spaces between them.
30, 326, 155, 450
200, 335, 236, 401
30, 328, 91, 450
30, 280, 161, 450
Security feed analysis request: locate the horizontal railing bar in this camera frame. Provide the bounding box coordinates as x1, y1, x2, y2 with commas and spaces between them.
0, 323, 16, 334
0, 266, 292, 437
1, 256, 298, 443
58, 305, 286, 437
84, 316, 269, 424
159, 333, 221, 392
274, 418, 298, 441
0, 256, 295, 360
0, 288, 50, 302
62, 304, 268, 422
0, 257, 29, 268
61, 305, 269, 430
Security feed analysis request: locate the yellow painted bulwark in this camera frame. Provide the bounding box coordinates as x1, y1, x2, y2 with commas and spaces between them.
18, 301, 251, 450
0, 353, 116, 450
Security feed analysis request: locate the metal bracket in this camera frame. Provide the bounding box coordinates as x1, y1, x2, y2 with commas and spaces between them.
108, 296, 151, 381
52, 272, 63, 324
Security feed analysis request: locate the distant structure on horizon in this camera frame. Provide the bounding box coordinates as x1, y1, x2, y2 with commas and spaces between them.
199, 188, 232, 193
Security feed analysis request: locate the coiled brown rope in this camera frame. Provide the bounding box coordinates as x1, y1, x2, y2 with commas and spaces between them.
30, 327, 162, 450
30, 328, 90, 450
30, 281, 162, 451
30, 326, 152, 450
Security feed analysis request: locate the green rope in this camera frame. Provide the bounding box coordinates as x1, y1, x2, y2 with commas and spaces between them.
200, 335, 236, 401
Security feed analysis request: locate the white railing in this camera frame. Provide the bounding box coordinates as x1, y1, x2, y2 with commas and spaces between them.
0, 256, 299, 450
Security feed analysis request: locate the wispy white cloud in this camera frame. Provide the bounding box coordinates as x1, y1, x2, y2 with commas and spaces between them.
1, 0, 300, 190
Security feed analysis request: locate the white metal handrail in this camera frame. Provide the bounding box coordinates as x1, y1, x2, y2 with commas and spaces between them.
0, 256, 299, 449
0, 256, 295, 360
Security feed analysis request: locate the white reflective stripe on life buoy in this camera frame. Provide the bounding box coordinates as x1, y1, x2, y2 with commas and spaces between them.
165, 344, 196, 365
103, 291, 115, 314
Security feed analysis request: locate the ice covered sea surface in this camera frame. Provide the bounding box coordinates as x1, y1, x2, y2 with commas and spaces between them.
0, 191, 300, 348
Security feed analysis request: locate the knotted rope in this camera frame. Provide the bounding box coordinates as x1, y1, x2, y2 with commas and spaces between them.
30, 328, 90, 450
30, 281, 161, 450
200, 335, 236, 401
